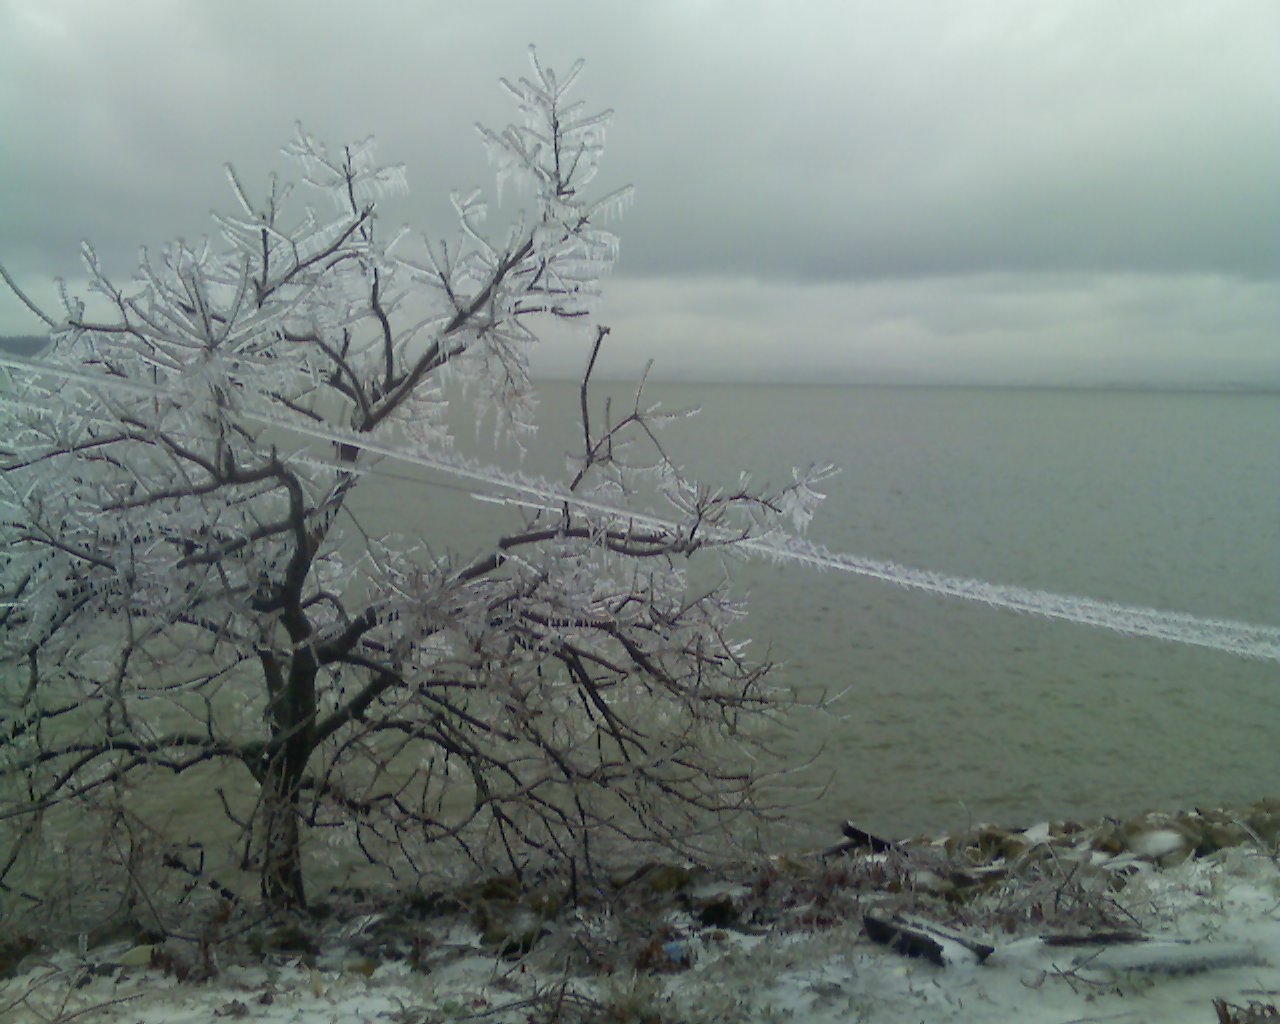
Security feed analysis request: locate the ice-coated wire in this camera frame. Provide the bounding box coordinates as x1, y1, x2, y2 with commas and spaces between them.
3, 351, 1278, 663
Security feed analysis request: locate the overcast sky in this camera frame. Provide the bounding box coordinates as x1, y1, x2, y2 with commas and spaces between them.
2, 0, 1276, 385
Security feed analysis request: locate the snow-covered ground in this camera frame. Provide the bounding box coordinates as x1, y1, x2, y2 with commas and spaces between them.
4, 822, 1279, 1024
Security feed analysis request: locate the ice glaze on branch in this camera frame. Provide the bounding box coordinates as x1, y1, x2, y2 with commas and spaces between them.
0, 50, 803, 919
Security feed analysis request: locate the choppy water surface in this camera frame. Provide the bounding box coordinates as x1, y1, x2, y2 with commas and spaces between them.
380, 381, 1279, 847
706, 384, 1278, 843
8, 383, 1278, 871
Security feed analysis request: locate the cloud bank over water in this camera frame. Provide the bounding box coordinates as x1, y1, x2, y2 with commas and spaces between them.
2, 1, 1276, 386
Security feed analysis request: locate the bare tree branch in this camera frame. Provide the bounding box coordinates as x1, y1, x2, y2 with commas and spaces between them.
0, 52, 820, 925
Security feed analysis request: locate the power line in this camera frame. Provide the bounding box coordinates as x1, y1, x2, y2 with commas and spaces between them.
4, 352, 1278, 662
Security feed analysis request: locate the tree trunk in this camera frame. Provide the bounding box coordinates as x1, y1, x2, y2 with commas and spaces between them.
258, 653, 317, 911
261, 765, 308, 910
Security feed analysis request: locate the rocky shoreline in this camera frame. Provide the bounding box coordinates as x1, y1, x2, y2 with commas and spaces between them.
3, 798, 1279, 1023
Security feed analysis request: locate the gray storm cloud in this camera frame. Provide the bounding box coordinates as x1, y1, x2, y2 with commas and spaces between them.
1, 0, 1276, 385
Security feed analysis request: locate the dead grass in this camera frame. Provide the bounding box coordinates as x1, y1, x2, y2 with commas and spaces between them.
1214, 998, 1280, 1023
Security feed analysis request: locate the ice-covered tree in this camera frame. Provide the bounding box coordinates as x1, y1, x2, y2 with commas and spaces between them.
0, 52, 827, 917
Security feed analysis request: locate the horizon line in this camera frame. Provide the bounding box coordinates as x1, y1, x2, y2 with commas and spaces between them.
2, 335, 1276, 396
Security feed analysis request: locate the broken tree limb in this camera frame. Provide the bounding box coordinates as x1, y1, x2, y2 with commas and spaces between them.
1042, 930, 1148, 947
863, 912, 995, 967
824, 821, 900, 857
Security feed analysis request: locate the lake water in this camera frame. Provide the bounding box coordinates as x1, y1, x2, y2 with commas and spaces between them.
358, 380, 1280, 848
5, 379, 1278, 872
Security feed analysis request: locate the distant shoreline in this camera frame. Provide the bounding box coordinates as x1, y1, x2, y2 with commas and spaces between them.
0, 336, 46, 356
5, 335, 1276, 394
542, 375, 1280, 396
